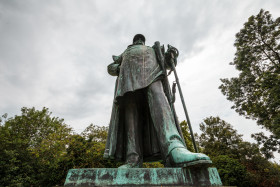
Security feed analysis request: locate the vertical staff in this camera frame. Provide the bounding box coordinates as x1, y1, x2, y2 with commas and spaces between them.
168, 44, 198, 153
154, 42, 186, 146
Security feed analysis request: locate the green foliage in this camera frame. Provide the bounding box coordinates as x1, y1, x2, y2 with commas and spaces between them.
0, 108, 123, 186
244, 155, 280, 187
219, 9, 280, 153
0, 107, 72, 186
252, 132, 280, 159
212, 155, 252, 186
198, 116, 280, 187
81, 124, 108, 143
65, 125, 121, 169
1, 107, 279, 186
179, 120, 195, 152
142, 161, 164, 168
199, 116, 243, 158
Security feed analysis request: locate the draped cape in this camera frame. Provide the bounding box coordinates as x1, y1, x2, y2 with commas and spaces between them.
104, 43, 177, 161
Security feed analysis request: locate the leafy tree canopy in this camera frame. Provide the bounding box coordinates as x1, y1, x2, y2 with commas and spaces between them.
1, 107, 280, 186
81, 124, 108, 143
212, 155, 252, 187
198, 116, 261, 160
0, 107, 72, 186
198, 116, 280, 187
251, 132, 280, 159
219, 9, 280, 144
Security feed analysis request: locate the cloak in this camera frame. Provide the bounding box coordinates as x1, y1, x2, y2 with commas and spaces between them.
104, 43, 179, 162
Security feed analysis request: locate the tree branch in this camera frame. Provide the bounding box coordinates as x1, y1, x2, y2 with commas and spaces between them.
255, 34, 279, 67
260, 35, 280, 65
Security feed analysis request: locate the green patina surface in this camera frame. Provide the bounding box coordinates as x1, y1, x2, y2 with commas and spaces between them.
64, 167, 222, 186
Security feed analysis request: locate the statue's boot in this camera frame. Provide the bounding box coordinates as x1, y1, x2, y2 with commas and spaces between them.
118, 161, 142, 169
166, 147, 212, 167
118, 154, 143, 169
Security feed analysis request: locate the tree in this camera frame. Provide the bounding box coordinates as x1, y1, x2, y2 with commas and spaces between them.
0, 108, 122, 186
212, 155, 252, 187
199, 116, 244, 158
251, 132, 280, 159
0, 107, 72, 186
219, 9, 280, 151
81, 124, 108, 143
65, 124, 121, 169
198, 116, 280, 187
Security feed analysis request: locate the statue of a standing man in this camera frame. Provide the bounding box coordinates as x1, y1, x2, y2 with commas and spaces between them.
104, 34, 211, 168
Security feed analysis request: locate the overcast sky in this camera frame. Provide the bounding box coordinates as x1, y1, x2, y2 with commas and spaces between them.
0, 0, 279, 160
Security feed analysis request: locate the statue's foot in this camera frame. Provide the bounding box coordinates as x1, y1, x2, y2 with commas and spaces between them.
118, 156, 143, 169
166, 147, 212, 167
118, 162, 141, 169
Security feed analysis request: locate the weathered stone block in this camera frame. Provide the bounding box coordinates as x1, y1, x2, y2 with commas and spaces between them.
64, 167, 222, 186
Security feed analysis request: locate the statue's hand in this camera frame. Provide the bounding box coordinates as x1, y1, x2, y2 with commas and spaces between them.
108, 62, 120, 76
165, 45, 179, 70
108, 54, 122, 76
112, 55, 122, 64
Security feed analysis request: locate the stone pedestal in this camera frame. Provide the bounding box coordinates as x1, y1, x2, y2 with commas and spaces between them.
64, 167, 222, 186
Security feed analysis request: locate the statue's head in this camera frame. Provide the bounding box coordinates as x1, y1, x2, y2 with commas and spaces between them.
133, 34, 145, 45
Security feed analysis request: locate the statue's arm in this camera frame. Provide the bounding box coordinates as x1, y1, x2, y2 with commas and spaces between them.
107, 55, 122, 76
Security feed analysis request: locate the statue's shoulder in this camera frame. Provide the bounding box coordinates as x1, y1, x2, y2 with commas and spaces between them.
146, 45, 154, 50
125, 44, 153, 50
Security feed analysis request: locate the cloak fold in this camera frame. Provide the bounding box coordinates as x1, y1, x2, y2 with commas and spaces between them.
104, 78, 162, 162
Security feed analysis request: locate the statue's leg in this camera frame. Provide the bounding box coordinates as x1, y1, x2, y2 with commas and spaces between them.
119, 92, 143, 168
147, 80, 211, 167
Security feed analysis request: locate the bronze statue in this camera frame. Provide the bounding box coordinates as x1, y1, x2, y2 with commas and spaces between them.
104, 34, 211, 168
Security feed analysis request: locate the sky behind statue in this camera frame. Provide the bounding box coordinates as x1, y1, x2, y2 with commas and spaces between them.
0, 0, 279, 161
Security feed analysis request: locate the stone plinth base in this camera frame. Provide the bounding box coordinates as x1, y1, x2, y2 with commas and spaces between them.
64, 167, 222, 186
